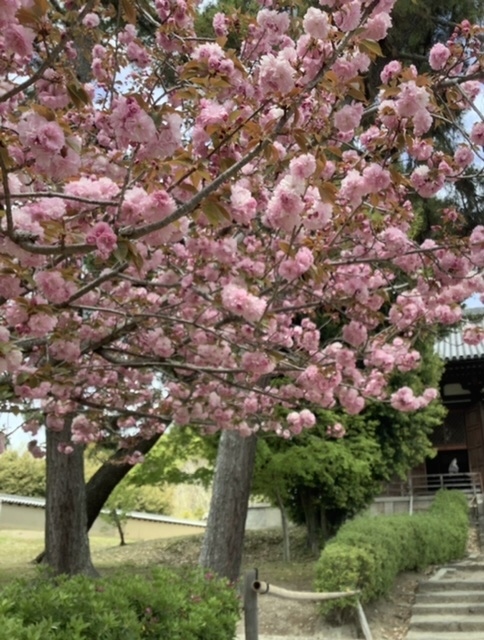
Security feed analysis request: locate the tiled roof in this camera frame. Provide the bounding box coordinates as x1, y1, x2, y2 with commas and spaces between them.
0, 493, 45, 507
435, 310, 484, 362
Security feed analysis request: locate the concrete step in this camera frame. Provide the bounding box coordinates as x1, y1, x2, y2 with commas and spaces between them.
409, 613, 484, 632
406, 632, 484, 640
413, 601, 484, 615
416, 590, 484, 603
418, 579, 484, 591
446, 561, 484, 571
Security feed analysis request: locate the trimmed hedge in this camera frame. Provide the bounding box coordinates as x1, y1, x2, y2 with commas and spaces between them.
0, 566, 239, 640
314, 489, 469, 616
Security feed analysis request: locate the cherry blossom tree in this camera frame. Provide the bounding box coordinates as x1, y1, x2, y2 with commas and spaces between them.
1, 0, 483, 575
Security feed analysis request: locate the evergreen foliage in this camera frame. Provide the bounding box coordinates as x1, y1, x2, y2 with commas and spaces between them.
0, 452, 45, 497
0, 567, 239, 640
252, 343, 446, 544
314, 490, 469, 618
0, 449, 171, 515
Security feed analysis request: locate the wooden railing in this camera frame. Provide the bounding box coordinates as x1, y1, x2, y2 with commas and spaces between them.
242, 569, 372, 640
382, 472, 483, 498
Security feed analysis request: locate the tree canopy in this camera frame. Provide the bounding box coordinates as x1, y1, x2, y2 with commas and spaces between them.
0, 0, 483, 573
251, 341, 445, 546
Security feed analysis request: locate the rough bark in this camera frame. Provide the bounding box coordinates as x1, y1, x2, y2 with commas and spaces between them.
44, 417, 97, 576
275, 489, 291, 562
84, 433, 162, 529
35, 432, 162, 564
300, 489, 321, 556
199, 430, 257, 583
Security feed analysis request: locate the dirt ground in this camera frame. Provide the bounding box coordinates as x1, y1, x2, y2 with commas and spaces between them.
4, 522, 474, 640
236, 527, 481, 640
236, 566, 422, 640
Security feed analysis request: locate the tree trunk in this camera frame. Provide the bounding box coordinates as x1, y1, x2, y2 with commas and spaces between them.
275, 489, 291, 562
44, 417, 97, 576
199, 430, 257, 583
300, 489, 321, 556
85, 433, 162, 529
35, 432, 162, 564
111, 509, 127, 546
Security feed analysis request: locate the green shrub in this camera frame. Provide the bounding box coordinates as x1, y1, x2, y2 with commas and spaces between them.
0, 567, 239, 640
315, 489, 469, 617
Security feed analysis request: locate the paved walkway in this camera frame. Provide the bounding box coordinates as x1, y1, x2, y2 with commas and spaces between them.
237, 554, 484, 639
405, 554, 484, 640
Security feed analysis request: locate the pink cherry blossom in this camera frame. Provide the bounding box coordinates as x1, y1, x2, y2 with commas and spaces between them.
289, 154, 317, 180
342, 321, 367, 347
428, 43, 451, 70
82, 12, 100, 28
454, 145, 474, 168
18, 112, 65, 153
34, 271, 77, 304
469, 226, 484, 267
463, 325, 484, 345
380, 60, 401, 84
334, 102, 364, 134
264, 176, 304, 232
259, 53, 295, 95
338, 387, 365, 414
279, 247, 314, 280
327, 423, 346, 438
27, 313, 58, 337
192, 42, 235, 77
213, 13, 229, 37
303, 7, 330, 40
221, 284, 267, 322
334, 0, 361, 32
230, 184, 257, 224
241, 351, 275, 375
256, 9, 290, 37
86, 222, 118, 259
0, 0, 483, 495
410, 165, 445, 198
395, 81, 429, 118
57, 443, 75, 455
362, 164, 391, 193
470, 122, 484, 146
110, 96, 157, 148
126, 451, 145, 465
28, 440, 45, 459
363, 13, 392, 40
4, 24, 35, 58
390, 386, 420, 411
49, 339, 82, 363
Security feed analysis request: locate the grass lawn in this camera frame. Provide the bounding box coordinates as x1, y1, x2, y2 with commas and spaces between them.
0, 527, 316, 589
0, 529, 119, 586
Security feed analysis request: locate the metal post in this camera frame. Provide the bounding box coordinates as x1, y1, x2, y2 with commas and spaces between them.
244, 569, 258, 640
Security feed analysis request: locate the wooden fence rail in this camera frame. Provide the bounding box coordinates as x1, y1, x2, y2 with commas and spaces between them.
243, 569, 373, 640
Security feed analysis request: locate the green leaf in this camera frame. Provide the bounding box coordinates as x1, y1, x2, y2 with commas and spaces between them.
201, 198, 232, 226
67, 83, 91, 108
359, 39, 383, 57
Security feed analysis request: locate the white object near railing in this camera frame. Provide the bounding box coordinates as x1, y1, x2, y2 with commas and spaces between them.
383, 472, 483, 498
243, 569, 372, 640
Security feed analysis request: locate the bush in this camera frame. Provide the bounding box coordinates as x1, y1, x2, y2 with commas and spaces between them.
0, 567, 239, 640
314, 489, 469, 617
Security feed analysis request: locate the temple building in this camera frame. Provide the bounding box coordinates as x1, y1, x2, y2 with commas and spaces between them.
429, 310, 484, 483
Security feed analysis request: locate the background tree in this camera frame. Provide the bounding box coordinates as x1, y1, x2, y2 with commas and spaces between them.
0, 451, 45, 497
252, 342, 445, 553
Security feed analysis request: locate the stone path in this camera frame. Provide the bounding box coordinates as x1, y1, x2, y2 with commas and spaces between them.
405, 555, 484, 640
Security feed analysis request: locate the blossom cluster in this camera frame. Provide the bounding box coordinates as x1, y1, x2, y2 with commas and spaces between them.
0, 0, 482, 449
